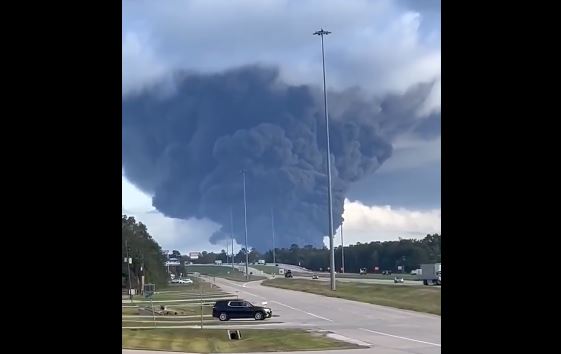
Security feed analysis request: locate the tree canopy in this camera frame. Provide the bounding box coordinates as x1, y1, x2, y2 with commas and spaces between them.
122, 215, 168, 289
191, 234, 441, 273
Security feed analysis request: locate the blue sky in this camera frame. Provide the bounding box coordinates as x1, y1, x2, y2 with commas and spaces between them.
122, 0, 441, 253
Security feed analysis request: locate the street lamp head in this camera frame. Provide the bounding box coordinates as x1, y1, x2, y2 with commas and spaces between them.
313, 29, 331, 36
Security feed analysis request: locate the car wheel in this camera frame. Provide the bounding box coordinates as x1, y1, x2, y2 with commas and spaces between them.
219, 313, 229, 321
254, 312, 264, 320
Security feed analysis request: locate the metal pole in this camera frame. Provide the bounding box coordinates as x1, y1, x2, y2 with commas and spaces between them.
200, 282, 204, 329
314, 28, 335, 290
341, 222, 345, 273
141, 263, 145, 295
150, 297, 156, 328
242, 170, 250, 280
230, 207, 235, 270
125, 239, 134, 302
271, 207, 276, 265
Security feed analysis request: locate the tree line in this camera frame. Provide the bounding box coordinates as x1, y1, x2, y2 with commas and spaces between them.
189, 234, 441, 273
122, 215, 169, 290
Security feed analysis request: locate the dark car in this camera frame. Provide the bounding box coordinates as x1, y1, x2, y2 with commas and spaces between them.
212, 299, 272, 321
285, 270, 293, 278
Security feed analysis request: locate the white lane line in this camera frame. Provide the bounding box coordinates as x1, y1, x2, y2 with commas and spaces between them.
326, 333, 372, 347
270, 300, 333, 322
215, 280, 266, 299
359, 328, 441, 347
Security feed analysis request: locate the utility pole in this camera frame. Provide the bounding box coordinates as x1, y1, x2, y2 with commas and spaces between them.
242, 170, 250, 280
140, 253, 145, 295
341, 222, 345, 273
230, 207, 235, 270
125, 239, 133, 302
314, 28, 336, 290
271, 206, 276, 265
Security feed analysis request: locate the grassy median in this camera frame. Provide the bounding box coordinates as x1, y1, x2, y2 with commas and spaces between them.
122, 328, 362, 352
262, 278, 441, 315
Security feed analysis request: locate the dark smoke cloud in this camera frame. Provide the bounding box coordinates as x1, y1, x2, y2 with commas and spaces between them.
122, 66, 435, 250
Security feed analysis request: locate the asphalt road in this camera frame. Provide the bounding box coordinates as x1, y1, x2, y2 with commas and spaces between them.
291, 275, 428, 287
210, 278, 441, 354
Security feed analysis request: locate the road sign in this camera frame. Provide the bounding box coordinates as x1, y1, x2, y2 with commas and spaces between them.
144, 283, 155, 298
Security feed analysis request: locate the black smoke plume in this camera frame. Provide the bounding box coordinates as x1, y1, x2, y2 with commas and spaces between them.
122, 66, 435, 250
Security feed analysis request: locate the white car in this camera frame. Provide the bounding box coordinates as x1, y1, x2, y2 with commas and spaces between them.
177, 278, 193, 284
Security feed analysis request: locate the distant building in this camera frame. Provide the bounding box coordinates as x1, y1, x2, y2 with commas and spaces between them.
189, 252, 201, 260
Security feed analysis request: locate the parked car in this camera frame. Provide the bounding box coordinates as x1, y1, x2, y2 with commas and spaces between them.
394, 276, 404, 283
285, 270, 293, 278
312, 274, 319, 279
212, 300, 272, 321
382, 270, 393, 275
177, 278, 193, 284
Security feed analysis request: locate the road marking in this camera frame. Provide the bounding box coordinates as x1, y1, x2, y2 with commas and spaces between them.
215, 279, 266, 299
271, 300, 333, 322
359, 328, 441, 347
326, 333, 372, 347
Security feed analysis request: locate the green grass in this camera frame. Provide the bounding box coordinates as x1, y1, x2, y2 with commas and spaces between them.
141, 291, 229, 301
122, 328, 362, 352
250, 265, 279, 273
123, 304, 213, 317
122, 305, 212, 317
262, 278, 441, 315
186, 265, 266, 282
124, 280, 232, 318
293, 272, 419, 281
122, 306, 140, 315
332, 272, 419, 281
130, 278, 222, 301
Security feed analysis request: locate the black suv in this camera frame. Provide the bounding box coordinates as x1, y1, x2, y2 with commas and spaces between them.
212, 299, 272, 321
285, 270, 293, 278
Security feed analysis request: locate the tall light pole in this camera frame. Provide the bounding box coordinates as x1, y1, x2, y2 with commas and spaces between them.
314, 28, 336, 290
271, 207, 276, 265
230, 207, 235, 270
125, 239, 133, 301
242, 170, 250, 280
341, 221, 345, 273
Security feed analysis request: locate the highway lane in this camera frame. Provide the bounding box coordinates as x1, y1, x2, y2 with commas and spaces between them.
292, 275, 427, 286
212, 278, 441, 354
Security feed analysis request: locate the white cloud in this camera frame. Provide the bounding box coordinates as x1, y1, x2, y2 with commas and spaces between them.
124, 175, 439, 252
417, 77, 441, 117
325, 198, 440, 246
122, 0, 440, 112
122, 175, 228, 254
376, 134, 441, 174
122, 32, 169, 96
